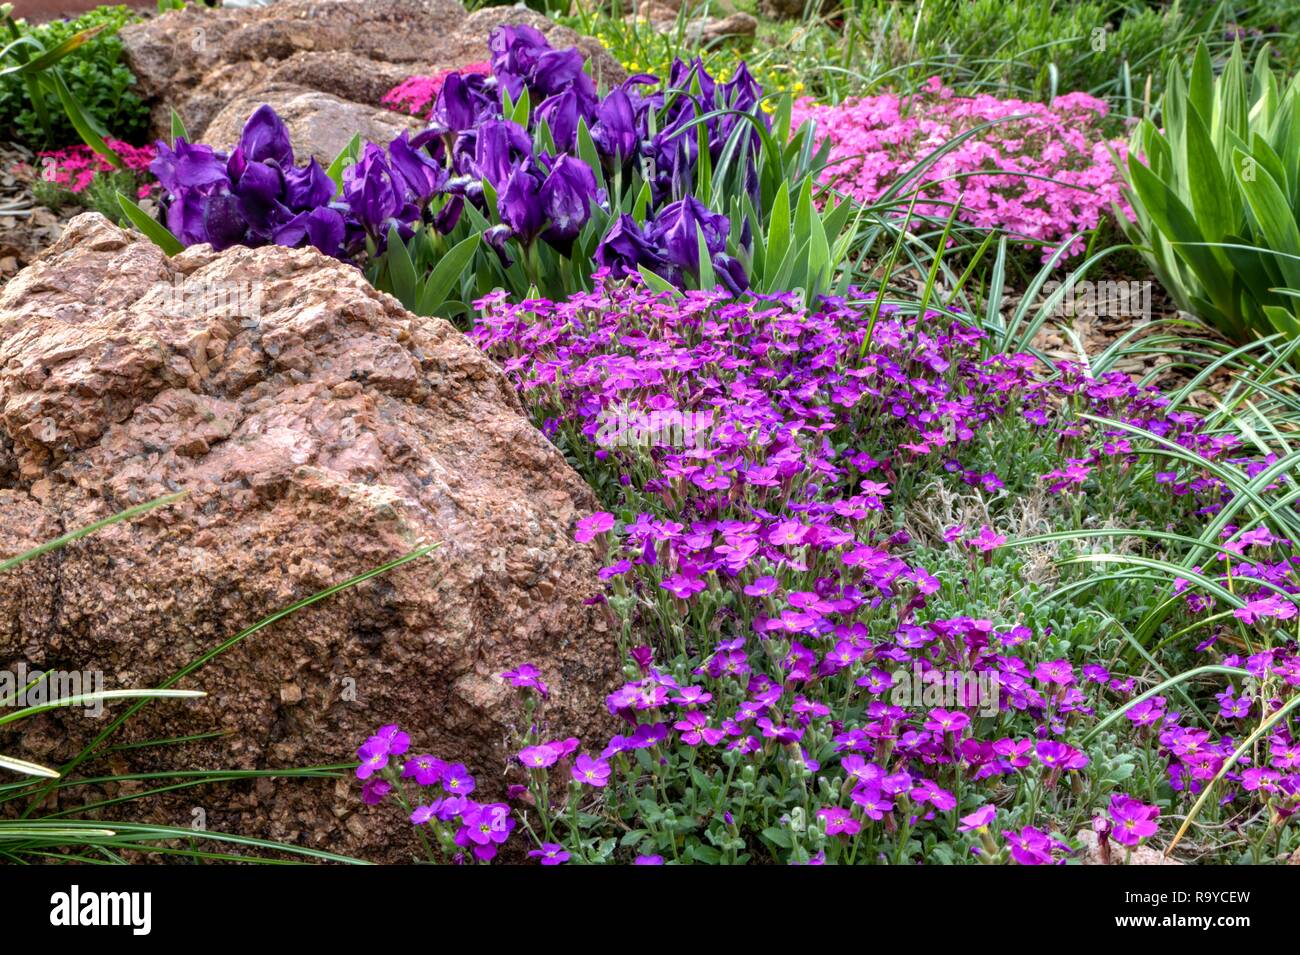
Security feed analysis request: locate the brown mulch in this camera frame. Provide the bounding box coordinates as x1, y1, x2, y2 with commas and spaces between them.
7, 0, 156, 25
0, 142, 65, 289
1029, 282, 1241, 412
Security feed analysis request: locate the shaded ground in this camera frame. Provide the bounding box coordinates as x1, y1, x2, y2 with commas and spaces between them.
8, 0, 155, 24
0, 143, 63, 287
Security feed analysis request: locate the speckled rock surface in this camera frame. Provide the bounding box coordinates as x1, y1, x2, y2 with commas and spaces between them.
0, 213, 616, 861
120, 0, 626, 142
202, 84, 421, 162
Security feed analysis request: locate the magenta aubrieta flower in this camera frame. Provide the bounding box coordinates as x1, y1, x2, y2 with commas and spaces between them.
458, 802, 516, 861
361, 778, 391, 805
1233, 593, 1298, 625
1035, 740, 1088, 770
968, 525, 1006, 553
1106, 793, 1160, 847
371, 724, 411, 756
1033, 660, 1076, 686
518, 744, 560, 769
571, 754, 611, 787
346, 247, 1297, 864
355, 723, 410, 779
442, 764, 476, 796
403, 754, 447, 786
575, 511, 616, 543
1002, 826, 1068, 865
1126, 696, 1166, 727
410, 803, 439, 824
528, 843, 571, 865
958, 805, 997, 831
818, 806, 862, 836
501, 662, 550, 698
355, 739, 389, 780
851, 787, 893, 821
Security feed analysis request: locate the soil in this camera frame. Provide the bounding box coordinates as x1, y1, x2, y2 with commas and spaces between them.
8, 0, 157, 24
0, 142, 65, 289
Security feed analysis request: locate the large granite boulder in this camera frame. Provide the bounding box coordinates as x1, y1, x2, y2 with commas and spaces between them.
203, 84, 421, 165
0, 214, 617, 861
119, 0, 626, 145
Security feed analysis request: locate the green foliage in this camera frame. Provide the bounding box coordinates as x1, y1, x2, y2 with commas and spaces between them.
0, 5, 148, 150
362, 85, 857, 316
30, 166, 142, 223
851, 0, 1213, 111
1121, 41, 1300, 341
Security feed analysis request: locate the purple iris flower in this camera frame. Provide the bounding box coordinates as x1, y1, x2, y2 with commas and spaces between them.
282, 158, 335, 210
592, 87, 639, 167
487, 23, 551, 101
388, 130, 448, 203
429, 70, 496, 135
237, 104, 294, 167
497, 162, 546, 244
342, 142, 413, 238
539, 154, 597, 252
230, 159, 290, 240
150, 137, 228, 196
535, 88, 590, 154
472, 119, 533, 190
647, 196, 729, 280
273, 206, 347, 258
200, 192, 248, 251
489, 23, 593, 109
594, 213, 663, 278
150, 138, 234, 247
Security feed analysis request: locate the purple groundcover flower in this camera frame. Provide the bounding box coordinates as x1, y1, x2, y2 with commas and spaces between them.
818, 806, 861, 837
528, 843, 571, 865
575, 511, 615, 542
958, 805, 996, 831
518, 744, 560, 769
501, 662, 550, 697
1107, 793, 1160, 847
1003, 826, 1069, 865
403, 754, 447, 786
442, 764, 476, 796
346, 223, 1297, 864
572, 754, 612, 787
457, 801, 515, 861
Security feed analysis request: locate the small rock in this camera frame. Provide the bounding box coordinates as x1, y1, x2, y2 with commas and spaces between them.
1077, 829, 1183, 865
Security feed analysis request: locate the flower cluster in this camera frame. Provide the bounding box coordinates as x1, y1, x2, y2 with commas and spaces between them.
791, 78, 1131, 259
356, 724, 516, 863
328, 279, 1295, 864
151, 24, 762, 292
381, 62, 492, 120
150, 106, 347, 254
28, 140, 155, 195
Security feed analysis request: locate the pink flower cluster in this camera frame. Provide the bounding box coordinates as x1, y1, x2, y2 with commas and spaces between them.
792, 78, 1132, 260
32, 140, 156, 195
381, 62, 491, 119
